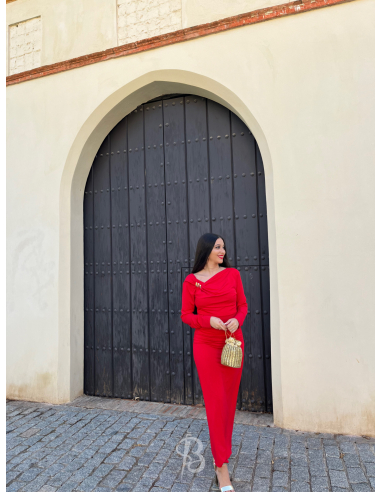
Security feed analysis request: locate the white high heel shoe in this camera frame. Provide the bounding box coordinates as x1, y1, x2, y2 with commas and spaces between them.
213, 460, 235, 492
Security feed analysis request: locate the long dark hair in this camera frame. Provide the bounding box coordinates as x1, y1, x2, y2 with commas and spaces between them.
191, 233, 232, 273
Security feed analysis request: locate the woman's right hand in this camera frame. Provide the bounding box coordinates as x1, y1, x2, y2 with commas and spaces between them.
210, 316, 228, 331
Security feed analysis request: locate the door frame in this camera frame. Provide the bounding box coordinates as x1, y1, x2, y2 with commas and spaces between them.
58, 69, 282, 423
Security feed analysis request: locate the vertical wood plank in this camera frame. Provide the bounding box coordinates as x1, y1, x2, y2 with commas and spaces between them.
207, 99, 235, 264
93, 137, 113, 396
127, 106, 150, 401
144, 100, 170, 404
231, 113, 260, 266
163, 96, 188, 405
110, 117, 131, 398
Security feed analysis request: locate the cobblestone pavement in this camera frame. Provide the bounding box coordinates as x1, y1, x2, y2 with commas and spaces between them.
6, 397, 375, 492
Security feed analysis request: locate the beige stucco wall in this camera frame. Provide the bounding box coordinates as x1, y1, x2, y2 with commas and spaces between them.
6, 0, 118, 74
6, 0, 375, 436
6, 0, 296, 74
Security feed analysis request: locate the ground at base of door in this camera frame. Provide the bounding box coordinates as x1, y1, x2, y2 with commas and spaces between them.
6, 396, 375, 492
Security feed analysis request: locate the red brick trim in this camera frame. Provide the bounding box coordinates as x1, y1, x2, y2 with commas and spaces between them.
6, 0, 355, 87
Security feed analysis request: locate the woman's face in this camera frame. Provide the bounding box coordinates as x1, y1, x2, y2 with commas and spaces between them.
209, 238, 226, 264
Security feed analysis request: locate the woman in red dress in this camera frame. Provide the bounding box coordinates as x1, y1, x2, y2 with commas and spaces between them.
181, 233, 248, 492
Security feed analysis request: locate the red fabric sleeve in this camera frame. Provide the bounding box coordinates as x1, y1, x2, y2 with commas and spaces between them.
234, 269, 248, 327
181, 280, 212, 329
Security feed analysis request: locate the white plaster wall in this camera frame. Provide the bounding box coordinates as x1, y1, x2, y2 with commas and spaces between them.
6, 0, 374, 435
6, 0, 117, 74
182, 0, 293, 28
7, 0, 303, 71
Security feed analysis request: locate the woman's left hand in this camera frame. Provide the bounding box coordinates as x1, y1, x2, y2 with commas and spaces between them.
224, 318, 239, 333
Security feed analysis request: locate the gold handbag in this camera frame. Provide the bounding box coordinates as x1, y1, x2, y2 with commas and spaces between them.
221, 330, 243, 368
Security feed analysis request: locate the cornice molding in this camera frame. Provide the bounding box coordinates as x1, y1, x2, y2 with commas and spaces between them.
6, 0, 355, 87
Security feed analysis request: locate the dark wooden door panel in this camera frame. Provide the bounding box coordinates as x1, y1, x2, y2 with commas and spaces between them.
109, 118, 130, 399
143, 100, 169, 404
93, 137, 113, 397
84, 95, 273, 412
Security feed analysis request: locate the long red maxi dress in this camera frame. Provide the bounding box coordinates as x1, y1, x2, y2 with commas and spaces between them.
180, 267, 248, 468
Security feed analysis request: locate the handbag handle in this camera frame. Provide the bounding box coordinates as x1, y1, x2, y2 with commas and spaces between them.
225, 328, 236, 340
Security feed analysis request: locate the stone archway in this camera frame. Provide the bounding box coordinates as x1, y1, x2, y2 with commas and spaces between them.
58, 71, 280, 421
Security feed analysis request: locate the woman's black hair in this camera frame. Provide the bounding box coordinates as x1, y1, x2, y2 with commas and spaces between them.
191, 233, 232, 274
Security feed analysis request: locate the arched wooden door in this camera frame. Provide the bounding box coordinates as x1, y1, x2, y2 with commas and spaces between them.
84, 95, 272, 413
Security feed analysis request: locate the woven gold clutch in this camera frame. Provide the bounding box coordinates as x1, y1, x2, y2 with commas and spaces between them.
221, 330, 243, 368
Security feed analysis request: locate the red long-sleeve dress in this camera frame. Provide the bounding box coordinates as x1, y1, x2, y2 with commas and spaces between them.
181, 267, 248, 467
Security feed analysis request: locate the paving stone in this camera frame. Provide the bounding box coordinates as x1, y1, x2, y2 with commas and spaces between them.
273, 471, 288, 487
6, 471, 22, 484
99, 469, 127, 488
346, 467, 368, 484
19, 475, 50, 492
104, 449, 127, 464
237, 453, 256, 467
356, 444, 375, 463
323, 446, 340, 458
171, 484, 191, 492
291, 466, 309, 482
76, 475, 102, 491
254, 463, 271, 478
138, 451, 157, 466
328, 470, 349, 488
339, 442, 357, 454
291, 483, 311, 492
57, 481, 78, 492
189, 476, 213, 491
118, 457, 137, 471
6, 399, 376, 492
310, 475, 329, 492
234, 466, 254, 481
129, 477, 156, 491
308, 449, 324, 461
115, 484, 134, 491
291, 442, 306, 455
142, 460, 166, 479
326, 456, 344, 471
256, 450, 272, 464
6, 481, 24, 491
259, 437, 274, 450
343, 453, 361, 467
38, 486, 58, 492
154, 470, 177, 488
93, 464, 114, 478
273, 447, 288, 458
350, 484, 373, 492
129, 446, 147, 458
306, 439, 322, 450
290, 456, 308, 467
273, 458, 288, 472
308, 464, 327, 477
18, 467, 42, 482
363, 461, 374, 477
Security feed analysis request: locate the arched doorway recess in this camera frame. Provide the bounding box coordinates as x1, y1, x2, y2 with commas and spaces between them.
83, 94, 272, 413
